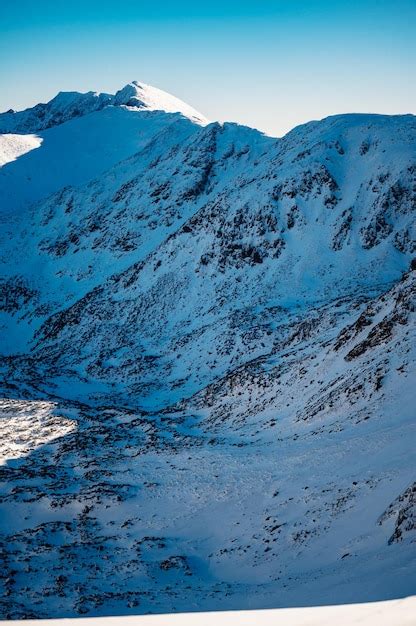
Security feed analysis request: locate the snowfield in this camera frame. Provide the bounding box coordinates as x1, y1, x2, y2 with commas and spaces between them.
1, 596, 415, 626
0, 82, 415, 620
0, 134, 42, 167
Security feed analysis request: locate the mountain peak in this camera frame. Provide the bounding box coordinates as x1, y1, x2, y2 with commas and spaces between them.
113, 80, 208, 124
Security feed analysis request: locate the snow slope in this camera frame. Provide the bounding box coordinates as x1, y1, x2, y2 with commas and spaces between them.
0, 83, 415, 619
113, 81, 208, 124
0, 134, 42, 166
0, 107, 201, 215
2, 596, 416, 626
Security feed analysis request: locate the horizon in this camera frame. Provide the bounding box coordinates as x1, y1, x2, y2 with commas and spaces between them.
1, 0, 415, 136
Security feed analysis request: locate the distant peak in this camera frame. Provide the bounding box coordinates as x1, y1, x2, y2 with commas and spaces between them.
113, 81, 208, 124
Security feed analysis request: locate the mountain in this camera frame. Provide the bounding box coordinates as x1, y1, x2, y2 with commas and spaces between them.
0, 82, 207, 215
0, 81, 207, 134
0, 83, 415, 619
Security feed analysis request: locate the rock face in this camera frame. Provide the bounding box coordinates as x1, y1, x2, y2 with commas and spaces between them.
0, 85, 415, 618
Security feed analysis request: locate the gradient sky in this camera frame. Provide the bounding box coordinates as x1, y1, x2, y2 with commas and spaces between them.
1, 0, 415, 136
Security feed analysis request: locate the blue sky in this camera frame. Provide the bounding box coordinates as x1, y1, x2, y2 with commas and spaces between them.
1, 0, 415, 136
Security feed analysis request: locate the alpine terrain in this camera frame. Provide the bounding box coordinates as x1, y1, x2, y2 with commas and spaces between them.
0, 81, 415, 619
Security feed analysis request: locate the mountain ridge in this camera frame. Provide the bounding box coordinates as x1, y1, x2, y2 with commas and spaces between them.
0, 81, 208, 134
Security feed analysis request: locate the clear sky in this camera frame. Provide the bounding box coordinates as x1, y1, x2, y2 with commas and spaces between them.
1, 0, 415, 137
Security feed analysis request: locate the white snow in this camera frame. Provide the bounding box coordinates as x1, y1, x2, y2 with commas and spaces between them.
0, 133, 42, 166
0, 398, 77, 464
113, 81, 208, 125
2, 596, 416, 626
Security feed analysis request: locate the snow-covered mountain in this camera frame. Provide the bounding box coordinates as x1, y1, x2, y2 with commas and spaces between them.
0, 82, 415, 619
0, 82, 207, 214
0, 81, 207, 134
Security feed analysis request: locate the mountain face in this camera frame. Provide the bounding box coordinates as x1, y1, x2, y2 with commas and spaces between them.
0, 83, 415, 619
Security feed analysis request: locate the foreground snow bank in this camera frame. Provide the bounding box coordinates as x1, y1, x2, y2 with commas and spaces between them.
0, 133, 42, 166
3, 597, 415, 626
